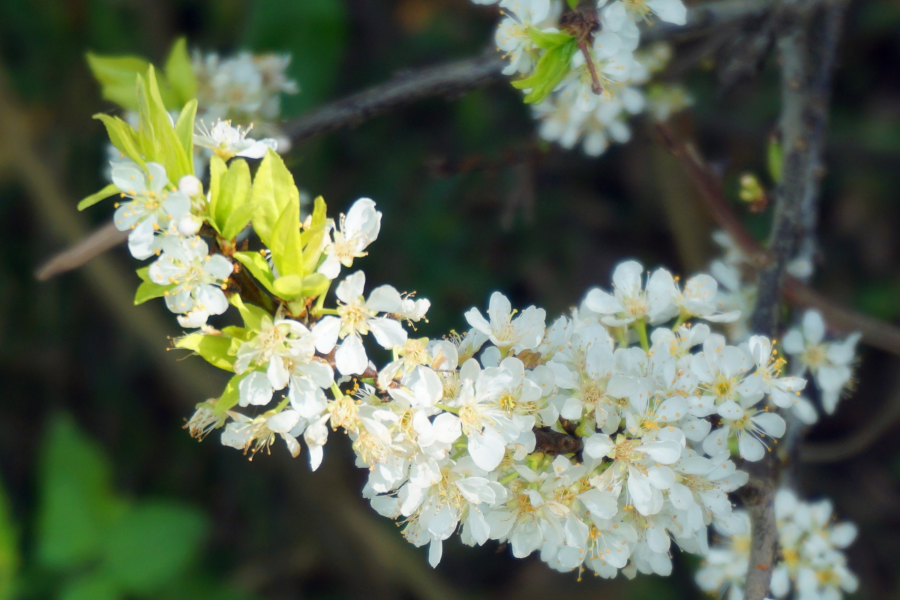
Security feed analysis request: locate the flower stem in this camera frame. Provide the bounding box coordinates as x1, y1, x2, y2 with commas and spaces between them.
435, 402, 459, 415
634, 319, 650, 352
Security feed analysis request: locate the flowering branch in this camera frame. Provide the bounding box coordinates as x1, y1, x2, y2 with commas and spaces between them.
35, 0, 779, 282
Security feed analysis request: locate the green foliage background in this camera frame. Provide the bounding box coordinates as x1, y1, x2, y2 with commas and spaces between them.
2, 0, 900, 598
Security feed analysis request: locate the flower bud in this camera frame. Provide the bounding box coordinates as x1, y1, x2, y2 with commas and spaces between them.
177, 215, 202, 237
179, 174, 203, 197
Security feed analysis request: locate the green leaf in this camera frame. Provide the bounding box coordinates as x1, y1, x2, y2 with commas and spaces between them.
301, 273, 329, 298
270, 199, 302, 279
86, 52, 152, 111
272, 275, 303, 299
207, 155, 228, 229
250, 150, 300, 248
136, 266, 152, 283
216, 373, 247, 414
145, 66, 193, 181
164, 38, 197, 106
134, 280, 175, 306
78, 183, 120, 211
175, 333, 235, 372
221, 202, 257, 242
300, 195, 328, 273
528, 27, 574, 51
93, 114, 145, 169
215, 159, 252, 236
232, 251, 277, 296
134, 74, 160, 163
511, 39, 578, 104
566, 0, 579, 9
59, 573, 121, 600
767, 136, 783, 184
229, 295, 272, 332
102, 501, 207, 595
0, 476, 19, 600
174, 99, 198, 172
37, 414, 125, 570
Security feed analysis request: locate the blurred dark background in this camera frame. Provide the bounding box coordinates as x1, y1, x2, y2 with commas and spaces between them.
2, 0, 900, 598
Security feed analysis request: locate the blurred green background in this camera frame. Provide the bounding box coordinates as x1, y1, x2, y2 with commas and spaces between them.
2, 0, 900, 598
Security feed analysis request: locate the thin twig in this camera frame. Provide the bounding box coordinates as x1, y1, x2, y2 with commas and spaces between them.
655, 125, 900, 357
0, 64, 217, 404
34, 221, 127, 280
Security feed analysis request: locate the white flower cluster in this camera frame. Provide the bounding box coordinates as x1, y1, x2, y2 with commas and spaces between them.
707, 232, 861, 422
479, 0, 691, 156
697, 489, 858, 600
192, 50, 299, 146
201, 247, 817, 577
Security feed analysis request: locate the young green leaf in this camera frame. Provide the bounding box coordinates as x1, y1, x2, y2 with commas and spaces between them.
300, 273, 330, 298
221, 203, 257, 242
216, 373, 247, 414
134, 280, 175, 306
566, 0, 579, 9
78, 183, 121, 211
528, 27, 574, 51
174, 99, 198, 171
93, 114, 146, 169
145, 66, 193, 181
300, 195, 329, 273
86, 52, 153, 111
270, 200, 303, 279
250, 150, 300, 247
163, 38, 197, 106
207, 155, 227, 229
767, 136, 783, 184
174, 333, 236, 372
228, 295, 272, 332
232, 251, 277, 296
214, 159, 252, 236
511, 39, 578, 104
272, 275, 304, 299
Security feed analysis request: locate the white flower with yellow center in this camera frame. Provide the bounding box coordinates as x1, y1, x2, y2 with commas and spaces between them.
747, 335, 807, 409
312, 271, 408, 375
495, 0, 553, 75
583, 261, 678, 327
465, 291, 546, 352
111, 160, 190, 259
193, 119, 278, 159
318, 198, 382, 279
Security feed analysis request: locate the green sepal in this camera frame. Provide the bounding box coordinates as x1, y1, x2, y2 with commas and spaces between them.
250, 149, 300, 248
78, 183, 121, 211
270, 198, 303, 278
232, 251, 277, 296
174, 333, 235, 372
512, 38, 578, 104
300, 195, 328, 273
93, 114, 146, 169
566, 0, 579, 9
229, 295, 272, 332
213, 159, 253, 239
163, 38, 197, 107
216, 373, 248, 415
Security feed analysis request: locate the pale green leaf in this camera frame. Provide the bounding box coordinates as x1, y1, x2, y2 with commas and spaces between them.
93, 114, 145, 169
221, 202, 257, 242
102, 501, 207, 595
217, 373, 247, 414
174, 99, 198, 171
174, 333, 235, 372
78, 183, 121, 211
272, 275, 303, 299
86, 52, 152, 111
145, 66, 193, 181
134, 280, 175, 306
207, 155, 228, 230
164, 38, 197, 106
512, 39, 578, 104
228, 295, 272, 332
528, 27, 574, 51
300, 195, 328, 272
768, 137, 783, 184
270, 199, 303, 279
232, 251, 277, 295
250, 150, 300, 247
215, 159, 252, 235
300, 273, 330, 298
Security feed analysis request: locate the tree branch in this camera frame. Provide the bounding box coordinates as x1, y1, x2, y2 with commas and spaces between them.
34, 0, 780, 281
